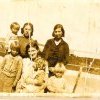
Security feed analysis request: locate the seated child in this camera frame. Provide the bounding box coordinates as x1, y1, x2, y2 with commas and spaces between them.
47, 62, 68, 93
0, 41, 23, 93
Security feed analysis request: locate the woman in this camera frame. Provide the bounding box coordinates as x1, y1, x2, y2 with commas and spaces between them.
42, 24, 69, 68
18, 22, 37, 58
16, 42, 48, 93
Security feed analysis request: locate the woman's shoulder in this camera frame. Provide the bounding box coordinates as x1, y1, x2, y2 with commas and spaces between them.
61, 39, 69, 47
18, 36, 23, 39
18, 36, 27, 43
23, 58, 31, 63
47, 38, 54, 41
45, 38, 54, 44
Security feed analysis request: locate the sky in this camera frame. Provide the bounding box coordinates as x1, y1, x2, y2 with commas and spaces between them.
0, 0, 100, 58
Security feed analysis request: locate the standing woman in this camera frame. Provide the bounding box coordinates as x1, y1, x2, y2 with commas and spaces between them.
18, 22, 37, 58
42, 24, 69, 68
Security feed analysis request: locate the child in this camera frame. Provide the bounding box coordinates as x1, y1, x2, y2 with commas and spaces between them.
47, 62, 68, 93
18, 22, 36, 58
16, 42, 48, 93
32, 70, 46, 93
19, 70, 46, 93
10, 22, 20, 36
6, 22, 20, 53
0, 41, 23, 93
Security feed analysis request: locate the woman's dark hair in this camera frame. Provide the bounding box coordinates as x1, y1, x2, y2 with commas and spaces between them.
26, 41, 39, 57
52, 24, 65, 37
21, 22, 34, 36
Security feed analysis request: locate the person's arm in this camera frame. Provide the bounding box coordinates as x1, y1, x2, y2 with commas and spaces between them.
44, 60, 49, 79
42, 40, 50, 59
0, 56, 6, 70
55, 82, 67, 93
47, 77, 57, 93
51, 78, 67, 93
63, 43, 69, 66
13, 57, 23, 87
35, 82, 46, 93
25, 68, 34, 84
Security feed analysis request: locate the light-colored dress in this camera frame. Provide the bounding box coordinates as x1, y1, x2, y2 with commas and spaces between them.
47, 76, 68, 93
16, 57, 48, 93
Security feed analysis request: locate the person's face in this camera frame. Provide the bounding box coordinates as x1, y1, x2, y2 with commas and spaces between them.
23, 25, 32, 38
55, 71, 64, 78
34, 73, 44, 85
54, 28, 63, 40
11, 25, 19, 35
11, 48, 19, 57
28, 47, 38, 60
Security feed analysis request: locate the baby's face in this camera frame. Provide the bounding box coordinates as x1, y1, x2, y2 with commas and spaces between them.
34, 74, 44, 85
23, 25, 32, 38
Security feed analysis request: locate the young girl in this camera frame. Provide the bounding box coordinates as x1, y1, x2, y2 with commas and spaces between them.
18, 22, 37, 58
47, 63, 68, 93
0, 41, 23, 93
16, 42, 48, 93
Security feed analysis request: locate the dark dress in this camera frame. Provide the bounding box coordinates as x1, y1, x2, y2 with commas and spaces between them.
42, 38, 69, 67
18, 36, 35, 58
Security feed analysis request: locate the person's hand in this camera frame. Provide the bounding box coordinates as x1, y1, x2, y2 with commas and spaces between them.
25, 78, 33, 84
12, 82, 17, 88
20, 84, 26, 89
12, 85, 16, 92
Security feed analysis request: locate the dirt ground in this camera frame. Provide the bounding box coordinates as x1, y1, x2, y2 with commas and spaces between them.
64, 70, 100, 94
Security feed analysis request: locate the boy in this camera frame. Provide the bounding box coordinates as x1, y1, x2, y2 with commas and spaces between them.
6, 22, 20, 53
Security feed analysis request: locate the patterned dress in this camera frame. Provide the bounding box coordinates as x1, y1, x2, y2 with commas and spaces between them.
0, 54, 23, 92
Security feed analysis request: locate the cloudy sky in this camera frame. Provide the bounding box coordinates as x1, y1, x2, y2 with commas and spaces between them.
0, 0, 100, 58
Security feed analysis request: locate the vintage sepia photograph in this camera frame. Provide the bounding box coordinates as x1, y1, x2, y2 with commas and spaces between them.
0, 0, 100, 100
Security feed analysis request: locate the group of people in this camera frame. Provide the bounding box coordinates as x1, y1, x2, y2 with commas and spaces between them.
0, 22, 69, 93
